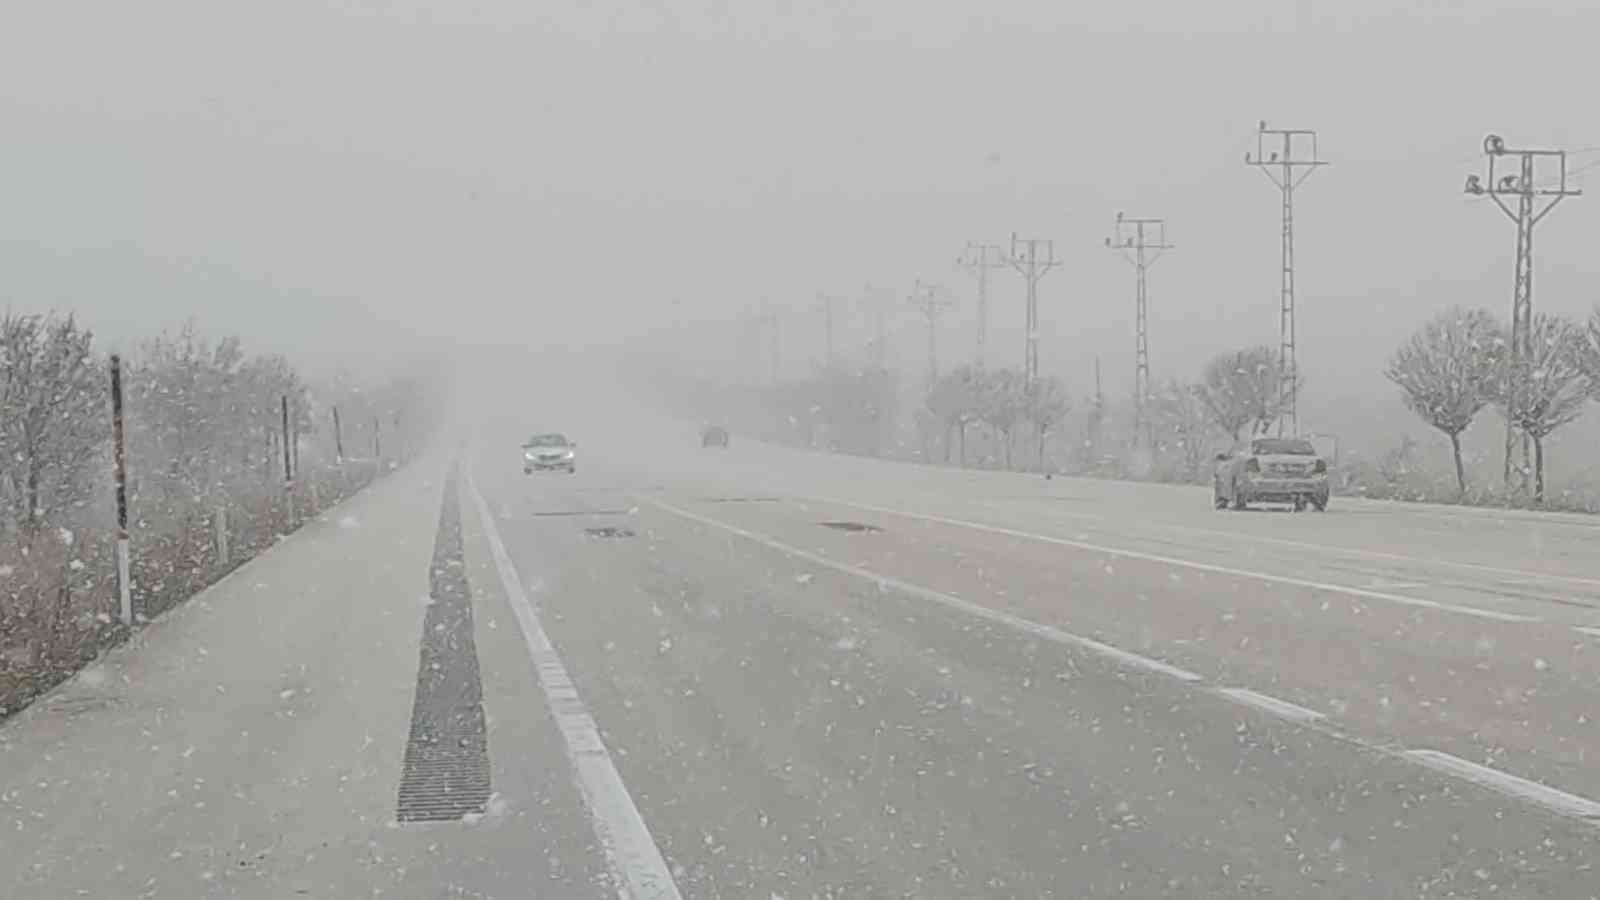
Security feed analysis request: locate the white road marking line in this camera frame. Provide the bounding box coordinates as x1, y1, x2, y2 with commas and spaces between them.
467, 465, 682, 900
1404, 750, 1600, 819
1213, 687, 1325, 724
815, 498, 1540, 624
985, 497, 1600, 591
652, 492, 1600, 823
647, 498, 1202, 683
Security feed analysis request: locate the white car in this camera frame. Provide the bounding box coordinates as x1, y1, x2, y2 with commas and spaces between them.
1213, 437, 1329, 511
522, 433, 577, 474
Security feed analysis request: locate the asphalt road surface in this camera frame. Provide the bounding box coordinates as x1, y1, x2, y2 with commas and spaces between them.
6, 396, 1600, 898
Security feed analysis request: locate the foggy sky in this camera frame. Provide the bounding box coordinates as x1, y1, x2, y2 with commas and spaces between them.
3, 0, 1598, 419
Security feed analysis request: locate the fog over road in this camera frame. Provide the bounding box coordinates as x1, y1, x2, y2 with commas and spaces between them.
5, 382, 1600, 898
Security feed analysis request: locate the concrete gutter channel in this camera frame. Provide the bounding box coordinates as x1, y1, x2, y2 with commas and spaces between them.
395, 462, 492, 823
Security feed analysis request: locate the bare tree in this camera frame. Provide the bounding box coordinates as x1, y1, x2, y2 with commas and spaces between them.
926, 366, 982, 466
1384, 307, 1501, 496
0, 312, 105, 536
1582, 304, 1600, 399
1152, 378, 1210, 481
1491, 313, 1590, 503
127, 322, 250, 505
976, 368, 1026, 468
912, 407, 942, 463
1197, 346, 1295, 445
1028, 376, 1070, 473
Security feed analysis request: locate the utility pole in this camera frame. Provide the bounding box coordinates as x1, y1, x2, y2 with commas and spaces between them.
282, 396, 293, 484
291, 403, 300, 479
1007, 234, 1061, 391
757, 308, 781, 384
281, 395, 295, 529
1105, 213, 1172, 449
738, 313, 764, 386
1245, 120, 1327, 437
1465, 134, 1582, 495
768, 310, 781, 385
814, 292, 837, 367
869, 285, 887, 368
860, 283, 889, 369
739, 307, 781, 385
109, 354, 133, 626
957, 242, 1007, 369
908, 280, 954, 386
1085, 355, 1104, 469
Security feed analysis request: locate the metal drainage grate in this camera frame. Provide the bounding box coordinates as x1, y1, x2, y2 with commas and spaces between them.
819, 521, 882, 533
397, 738, 492, 822
397, 465, 492, 823
585, 526, 637, 539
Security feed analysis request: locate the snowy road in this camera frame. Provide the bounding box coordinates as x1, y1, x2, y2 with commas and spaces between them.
6, 402, 1600, 898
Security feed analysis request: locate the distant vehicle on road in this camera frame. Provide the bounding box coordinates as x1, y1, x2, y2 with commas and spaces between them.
1214, 437, 1328, 511
523, 433, 577, 474
700, 424, 729, 448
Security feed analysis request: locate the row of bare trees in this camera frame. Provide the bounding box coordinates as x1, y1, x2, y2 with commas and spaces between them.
665, 300, 1593, 508
1386, 305, 1600, 502
124, 322, 314, 517
0, 314, 433, 539
762, 363, 900, 457
1, 310, 440, 719
921, 366, 1070, 469
1119, 308, 1596, 505
910, 351, 1299, 478
655, 363, 902, 459
1073, 346, 1298, 483
0, 313, 107, 535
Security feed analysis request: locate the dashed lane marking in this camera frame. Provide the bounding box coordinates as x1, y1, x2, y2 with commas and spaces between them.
1213, 687, 1325, 724
979, 496, 1600, 591
647, 497, 1202, 685
1405, 750, 1600, 820
813, 497, 1540, 624
469, 463, 681, 900
646, 497, 1600, 826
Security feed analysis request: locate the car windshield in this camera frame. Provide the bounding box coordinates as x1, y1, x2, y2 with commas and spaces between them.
1251, 438, 1316, 456
525, 434, 569, 448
